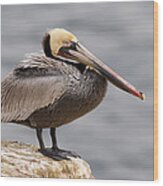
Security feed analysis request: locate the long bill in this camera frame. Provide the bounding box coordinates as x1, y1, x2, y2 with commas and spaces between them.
67, 42, 145, 101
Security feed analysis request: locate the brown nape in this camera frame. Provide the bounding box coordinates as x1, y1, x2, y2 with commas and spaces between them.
42, 33, 53, 58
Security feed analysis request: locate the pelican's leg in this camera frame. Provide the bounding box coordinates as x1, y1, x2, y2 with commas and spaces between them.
36, 128, 80, 161
49, 128, 81, 160
36, 128, 45, 150
50, 128, 58, 149
36, 128, 68, 160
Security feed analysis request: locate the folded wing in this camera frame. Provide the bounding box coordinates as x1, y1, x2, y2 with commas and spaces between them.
1, 57, 66, 122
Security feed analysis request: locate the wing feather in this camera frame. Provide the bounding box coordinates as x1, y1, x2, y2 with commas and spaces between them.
1, 57, 66, 122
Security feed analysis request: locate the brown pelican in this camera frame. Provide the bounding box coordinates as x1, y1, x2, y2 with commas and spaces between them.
1, 28, 145, 160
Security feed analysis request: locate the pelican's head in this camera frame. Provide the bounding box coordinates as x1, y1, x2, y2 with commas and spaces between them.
42, 28, 145, 100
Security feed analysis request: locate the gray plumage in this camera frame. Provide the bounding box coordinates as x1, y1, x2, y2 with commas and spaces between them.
2, 28, 143, 160
1, 54, 107, 128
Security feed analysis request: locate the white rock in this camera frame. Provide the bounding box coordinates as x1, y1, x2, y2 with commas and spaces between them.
1, 141, 94, 179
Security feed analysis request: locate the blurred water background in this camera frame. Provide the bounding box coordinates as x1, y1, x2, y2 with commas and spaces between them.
1, 1, 154, 180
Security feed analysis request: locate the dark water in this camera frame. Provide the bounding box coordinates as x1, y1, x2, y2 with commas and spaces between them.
1, 1, 154, 180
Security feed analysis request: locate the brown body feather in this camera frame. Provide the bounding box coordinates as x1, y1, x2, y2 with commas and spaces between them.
1, 54, 107, 128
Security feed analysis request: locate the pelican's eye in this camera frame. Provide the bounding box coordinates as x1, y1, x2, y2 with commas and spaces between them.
62, 41, 78, 51
58, 41, 78, 57
69, 41, 78, 51
62, 41, 72, 48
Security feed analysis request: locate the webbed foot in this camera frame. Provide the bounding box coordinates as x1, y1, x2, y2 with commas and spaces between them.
39, 148, 81, 161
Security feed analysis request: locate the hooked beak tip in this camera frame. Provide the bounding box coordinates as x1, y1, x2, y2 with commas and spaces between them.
139, 92, 145, 101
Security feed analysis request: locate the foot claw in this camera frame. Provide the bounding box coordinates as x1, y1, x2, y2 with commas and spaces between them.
38, 148, 80, 161
59, 149, 81, 158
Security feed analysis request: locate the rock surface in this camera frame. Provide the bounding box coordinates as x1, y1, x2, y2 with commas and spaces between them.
1, 141, 94, 179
